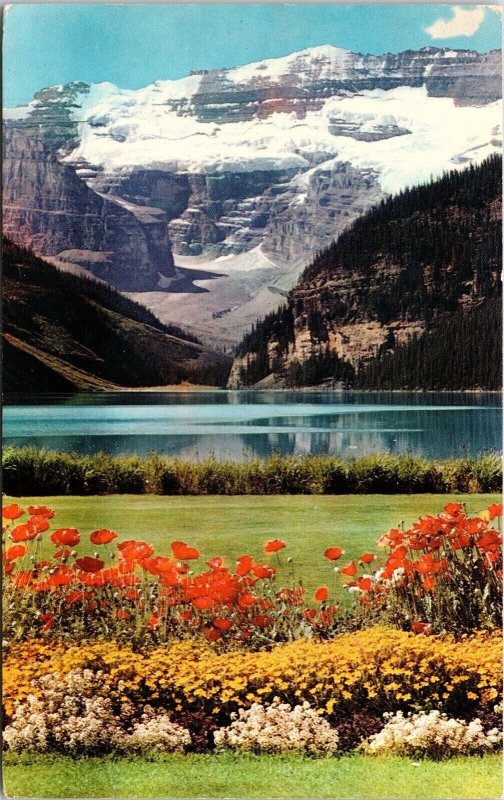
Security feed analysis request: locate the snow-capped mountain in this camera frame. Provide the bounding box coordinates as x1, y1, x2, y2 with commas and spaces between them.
3, 45, 502, 344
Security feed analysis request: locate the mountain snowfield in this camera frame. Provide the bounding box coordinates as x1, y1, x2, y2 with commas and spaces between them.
4, 44, 502, 345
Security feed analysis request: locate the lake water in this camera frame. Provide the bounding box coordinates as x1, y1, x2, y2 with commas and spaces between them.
3, 391, 501, 461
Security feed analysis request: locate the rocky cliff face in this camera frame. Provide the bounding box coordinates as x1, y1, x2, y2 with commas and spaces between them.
228, 155, 502, 387
3, 129, 174, 290
3, 45, 501, 330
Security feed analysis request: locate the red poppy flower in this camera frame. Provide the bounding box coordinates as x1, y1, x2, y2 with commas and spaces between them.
51, 528, 80, 547
28, 516, 50, 533
148, 614, 159, 627
340, 561, 357, 577
412, 621, 429, 634
193, 596, 213, 611
116, 609, 131, 621
444, 502, 464, 517
235, 555, 253, 576
28, 505, 54, 519
357, 577, 372, 591
314, 586, 329, 602
4, 563, 14, 574
179, 610, 193, 622
238, 592, 257, 608
251, 614, 272, 628
118, 540, 154, 561
124, 589, 140, 601
2, 504, 25, 521
75, 556, 104, 573
171, 540, 200, 560
54, 548, 71, 559
213, 618, 233, 631
358, 553, 375, 565
203, 626, 221, 641
10, 523, 38, 542
48, 569, 72, 588
251, 564, 276, 579
422, 575, 436, 591
264, 539, 286, 553
488, 503, 503, 521
65, 590, 85, 604
206, 556, 224, 570
5, 544, 27, 561
324, 546, 343, 561
304, 608, 317, 621
90, 529, 118, 545
39, 612, 55, 631
13, 570, 33, 588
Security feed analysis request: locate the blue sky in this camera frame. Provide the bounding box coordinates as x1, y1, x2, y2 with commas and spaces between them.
3, 3, 502, 106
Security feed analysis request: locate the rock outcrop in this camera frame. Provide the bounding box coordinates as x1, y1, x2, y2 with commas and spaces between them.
3, 129, 174, 291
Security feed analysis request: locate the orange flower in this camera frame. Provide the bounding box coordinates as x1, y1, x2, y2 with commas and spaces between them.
118, 540, 154, 561
10, 523, 38, 543
171, 540, 200, 560
358, 552, 375, 565
90, 529, 118, 545
488, 503, 503, 521
147, 614, 159, 627
75, 556, 104, 573
251, 564, 275, 579
251, 614, 272, 628
340, 561, 357, 577
324, 546, 343, 561
203, 626, 221, 641
192, 596, 213, 611
116, 609, 131, 621
28, 505, 54, 519
205, 556, 224, 570
5, 544, 27, 561
444, 502, 464, 516
264, 539, 286, 553
238, 592, 257, 608
314, 586, 328, 602
2, 504, 25, 520
12, 570, 33, 588
422, 575, 436, 591
28, 515, 50, 533
54, 548, 71, 559
51, 528, 80, 547
39, 612, 55, 631
235, 555, 253, 576
357, 577, 372, 591
65, 590, 85, 604
213, 618, 233, 631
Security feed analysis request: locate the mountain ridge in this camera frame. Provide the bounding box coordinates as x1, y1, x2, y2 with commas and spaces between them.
229, 154, 502, 390
3, 44, 502, 345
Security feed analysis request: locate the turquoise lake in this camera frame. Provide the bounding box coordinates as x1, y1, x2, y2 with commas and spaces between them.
3, 391, 501, 461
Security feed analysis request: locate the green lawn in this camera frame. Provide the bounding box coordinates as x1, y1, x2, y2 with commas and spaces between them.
7, 493, 499, 599
3, 753, 502, 799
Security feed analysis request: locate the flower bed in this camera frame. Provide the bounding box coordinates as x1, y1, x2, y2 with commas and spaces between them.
2, 499, 502, 759
4, 627, 501, 720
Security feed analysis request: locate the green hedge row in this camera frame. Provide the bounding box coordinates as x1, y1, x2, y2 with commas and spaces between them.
2, 447, 501, 496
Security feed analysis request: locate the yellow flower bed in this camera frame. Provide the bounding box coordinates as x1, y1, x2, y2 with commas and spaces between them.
3, 627, 501, 717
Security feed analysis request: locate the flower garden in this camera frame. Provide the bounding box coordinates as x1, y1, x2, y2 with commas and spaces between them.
2, 498, 503, 797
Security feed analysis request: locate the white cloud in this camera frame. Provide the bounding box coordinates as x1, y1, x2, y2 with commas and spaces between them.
426, 5, 486, 38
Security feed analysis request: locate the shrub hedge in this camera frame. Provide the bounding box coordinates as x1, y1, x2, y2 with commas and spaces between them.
2, 447, 501, 496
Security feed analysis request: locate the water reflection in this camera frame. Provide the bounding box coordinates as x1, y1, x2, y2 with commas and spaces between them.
3, 391, 501, 460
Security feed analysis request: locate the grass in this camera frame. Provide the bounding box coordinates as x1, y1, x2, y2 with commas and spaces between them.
3, 448, 502, 496
3, 753, 502, 799
7, 493, 499, 600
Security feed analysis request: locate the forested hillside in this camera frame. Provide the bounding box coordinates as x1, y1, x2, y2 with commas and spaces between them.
3, 239, 231, 392
231, 155, 502, 390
